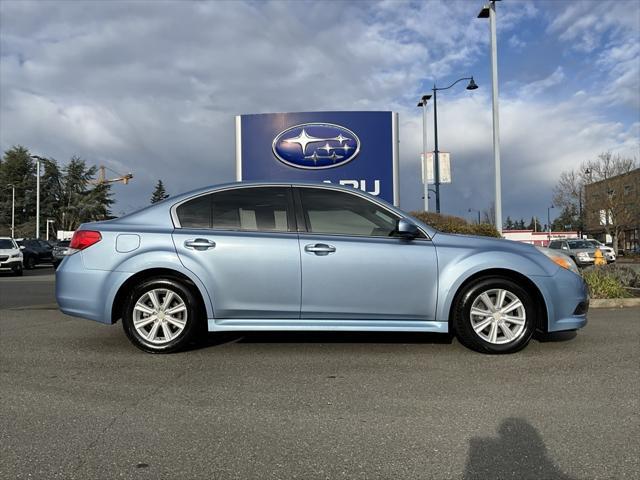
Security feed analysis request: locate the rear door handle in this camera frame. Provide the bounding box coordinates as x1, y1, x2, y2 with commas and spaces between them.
184, 238, 216, 250
304, 243, 336, 256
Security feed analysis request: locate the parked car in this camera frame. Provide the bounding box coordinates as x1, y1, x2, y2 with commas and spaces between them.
548, 239, 599, 267
52, 240, 71, 269
16, 238, 54, 269
0, 237, 23, 276
56, 182, 588, 354
585, 239, 616, 263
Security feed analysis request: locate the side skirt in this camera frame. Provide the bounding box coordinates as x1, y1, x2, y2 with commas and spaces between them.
208, 318, 449, 333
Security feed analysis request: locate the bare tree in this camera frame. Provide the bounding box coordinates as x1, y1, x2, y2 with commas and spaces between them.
482, 202, 495, 225
553, 152, 637, 251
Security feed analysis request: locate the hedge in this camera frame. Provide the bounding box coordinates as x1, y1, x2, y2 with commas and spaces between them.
410, 211, 501, 238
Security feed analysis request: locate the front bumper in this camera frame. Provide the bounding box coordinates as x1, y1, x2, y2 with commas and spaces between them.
534, 267, 589, 332
0, 259, 22, 269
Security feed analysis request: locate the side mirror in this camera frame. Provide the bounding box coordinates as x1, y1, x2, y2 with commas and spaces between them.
396, 219, 419, 240
19, 245, 25, 250
561, 245, 568, 250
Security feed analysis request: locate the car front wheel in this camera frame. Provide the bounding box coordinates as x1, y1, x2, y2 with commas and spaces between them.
122, 278, 200, 353
453, 277, 536, 354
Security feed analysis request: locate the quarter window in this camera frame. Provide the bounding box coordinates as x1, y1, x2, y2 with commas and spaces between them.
176, 187, 292, 232
299, 188, 400, 237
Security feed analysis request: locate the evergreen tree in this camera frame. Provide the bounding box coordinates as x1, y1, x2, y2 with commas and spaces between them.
0, 146, 36, 236
150, 180, 169, 204
504, 216, 514, 230
0, 148, 113, 235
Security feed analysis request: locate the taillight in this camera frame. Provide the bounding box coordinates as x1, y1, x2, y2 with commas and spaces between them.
69, 230, 102, 252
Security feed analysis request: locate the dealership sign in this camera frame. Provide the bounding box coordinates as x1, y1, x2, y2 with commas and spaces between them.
235, 111, 399, 205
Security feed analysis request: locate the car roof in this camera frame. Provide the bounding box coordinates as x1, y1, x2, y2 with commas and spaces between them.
90, 181, 438, 238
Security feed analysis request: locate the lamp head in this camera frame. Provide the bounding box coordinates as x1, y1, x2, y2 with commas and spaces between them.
466, 77, 478, 90
417, 94, 432, 107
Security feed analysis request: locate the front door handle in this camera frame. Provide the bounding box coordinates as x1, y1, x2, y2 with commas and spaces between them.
305, 243, 336, 256
184, 238, 216, 251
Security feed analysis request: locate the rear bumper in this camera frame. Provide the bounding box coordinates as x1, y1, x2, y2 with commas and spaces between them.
56, 253, 128, 324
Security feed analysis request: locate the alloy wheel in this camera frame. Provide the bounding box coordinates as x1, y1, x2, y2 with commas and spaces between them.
132, 288, 188, 345
469, 288, 527, 345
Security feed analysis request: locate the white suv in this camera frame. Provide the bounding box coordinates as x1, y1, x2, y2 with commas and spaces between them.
0, 237, 23, 276
585, 239, 616, 263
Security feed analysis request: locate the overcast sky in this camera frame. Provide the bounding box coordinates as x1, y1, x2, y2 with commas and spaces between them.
1, 0, 639, 223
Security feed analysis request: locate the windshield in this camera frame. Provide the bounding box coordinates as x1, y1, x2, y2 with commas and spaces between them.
568, 240, 591, 249
0, 239, 16, 249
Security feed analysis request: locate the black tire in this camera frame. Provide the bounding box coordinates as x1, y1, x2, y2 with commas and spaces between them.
453, 277, 536, 354
25, 257, 36, 269
122, 278, 202, 353
13, 265, 23, 276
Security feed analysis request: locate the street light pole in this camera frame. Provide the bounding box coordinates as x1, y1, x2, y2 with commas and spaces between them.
478, 0, 503, 234
431, 76, 478, 214
30, 155, 45, 239
547, 205, 554, 243
433, 87, 441, 213
7, 184, 15, 238
46, 219, 54, 241
417, 94, 432, 212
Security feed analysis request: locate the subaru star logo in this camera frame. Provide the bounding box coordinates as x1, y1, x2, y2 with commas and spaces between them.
272, 123, 360, 169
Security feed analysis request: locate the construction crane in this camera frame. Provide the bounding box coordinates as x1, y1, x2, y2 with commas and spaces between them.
90, 165, 133, 185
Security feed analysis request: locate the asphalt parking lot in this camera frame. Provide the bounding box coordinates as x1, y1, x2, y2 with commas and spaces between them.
0, 272, 638, 479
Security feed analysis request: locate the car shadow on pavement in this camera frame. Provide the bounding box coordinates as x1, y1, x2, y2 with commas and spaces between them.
534, 330, 578, 343
191, 331, 455, 350
463, 417, 579, 480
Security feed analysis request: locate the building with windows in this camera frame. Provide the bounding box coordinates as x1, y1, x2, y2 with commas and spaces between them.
584, 168, 639, 251
502, 230, 578, 247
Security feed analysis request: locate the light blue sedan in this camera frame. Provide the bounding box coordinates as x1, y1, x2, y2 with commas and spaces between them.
56, 182, 588, 354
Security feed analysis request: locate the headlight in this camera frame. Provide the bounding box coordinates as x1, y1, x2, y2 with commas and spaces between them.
10, 253, 21, 258
577, 252, 590, 260
536, 247, 580, 275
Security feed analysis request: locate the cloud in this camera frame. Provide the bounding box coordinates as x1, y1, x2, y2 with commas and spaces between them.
519, 67, 565, 96
0, 0, 637, 222
546, 0, 640, 109
508, 35, 526, 51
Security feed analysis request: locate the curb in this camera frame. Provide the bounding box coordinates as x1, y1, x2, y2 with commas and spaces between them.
590, 298, 640, 309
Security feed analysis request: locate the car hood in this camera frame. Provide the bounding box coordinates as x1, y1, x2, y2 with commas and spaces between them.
571, 248, 597, 254
0, 248, 19, 255
431, 231, 539, 254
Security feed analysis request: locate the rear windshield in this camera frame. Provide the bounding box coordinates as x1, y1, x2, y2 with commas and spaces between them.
0, 239, 15, 249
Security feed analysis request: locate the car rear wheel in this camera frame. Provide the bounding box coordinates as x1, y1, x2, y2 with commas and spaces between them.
453, 277, 536, 354
122, 278, 201, 353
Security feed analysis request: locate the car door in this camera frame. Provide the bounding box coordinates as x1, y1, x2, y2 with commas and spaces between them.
295, 186, 438, 321
172, 186, 301, 319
